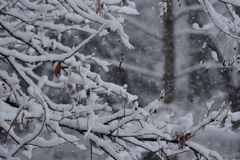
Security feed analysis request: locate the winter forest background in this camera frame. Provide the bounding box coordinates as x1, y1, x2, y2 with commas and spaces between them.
1, 0, 240, 160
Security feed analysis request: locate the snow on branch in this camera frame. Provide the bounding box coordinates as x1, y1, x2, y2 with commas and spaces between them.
0, 0, 240, 160
196, 0, 240, 39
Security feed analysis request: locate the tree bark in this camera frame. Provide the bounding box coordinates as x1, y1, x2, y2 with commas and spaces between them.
163, 0, 175, 103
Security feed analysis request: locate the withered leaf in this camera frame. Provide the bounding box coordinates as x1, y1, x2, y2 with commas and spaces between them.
76, 84, 79, 91
22, 112, 25, 119
221, 116, 227, 126
34, 27, 38, 34
86, 89, 90, 98
72, 67, 76, 72
8, 137, 13, 141
179, 133, 191, 149
185, 133, 191, 139
55, 62, 62, 78
149, 108, 152, 113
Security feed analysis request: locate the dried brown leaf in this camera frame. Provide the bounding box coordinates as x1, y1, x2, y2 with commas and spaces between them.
86, 89, 90, 98
221, 116, 227, 126
55, 62, 62, 78
22, 112, 25, 119
149, 108, 152, 113
179, 133, 191, 149
34, 27, 38, 34
72, 67, 76, 72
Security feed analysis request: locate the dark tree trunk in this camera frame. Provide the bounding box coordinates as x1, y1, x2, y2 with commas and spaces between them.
163, 0, 175, 104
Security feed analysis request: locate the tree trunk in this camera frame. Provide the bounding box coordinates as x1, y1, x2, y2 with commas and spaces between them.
163, 0, 175, 103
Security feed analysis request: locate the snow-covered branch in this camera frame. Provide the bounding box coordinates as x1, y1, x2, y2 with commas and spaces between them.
0, 0, 240, 160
